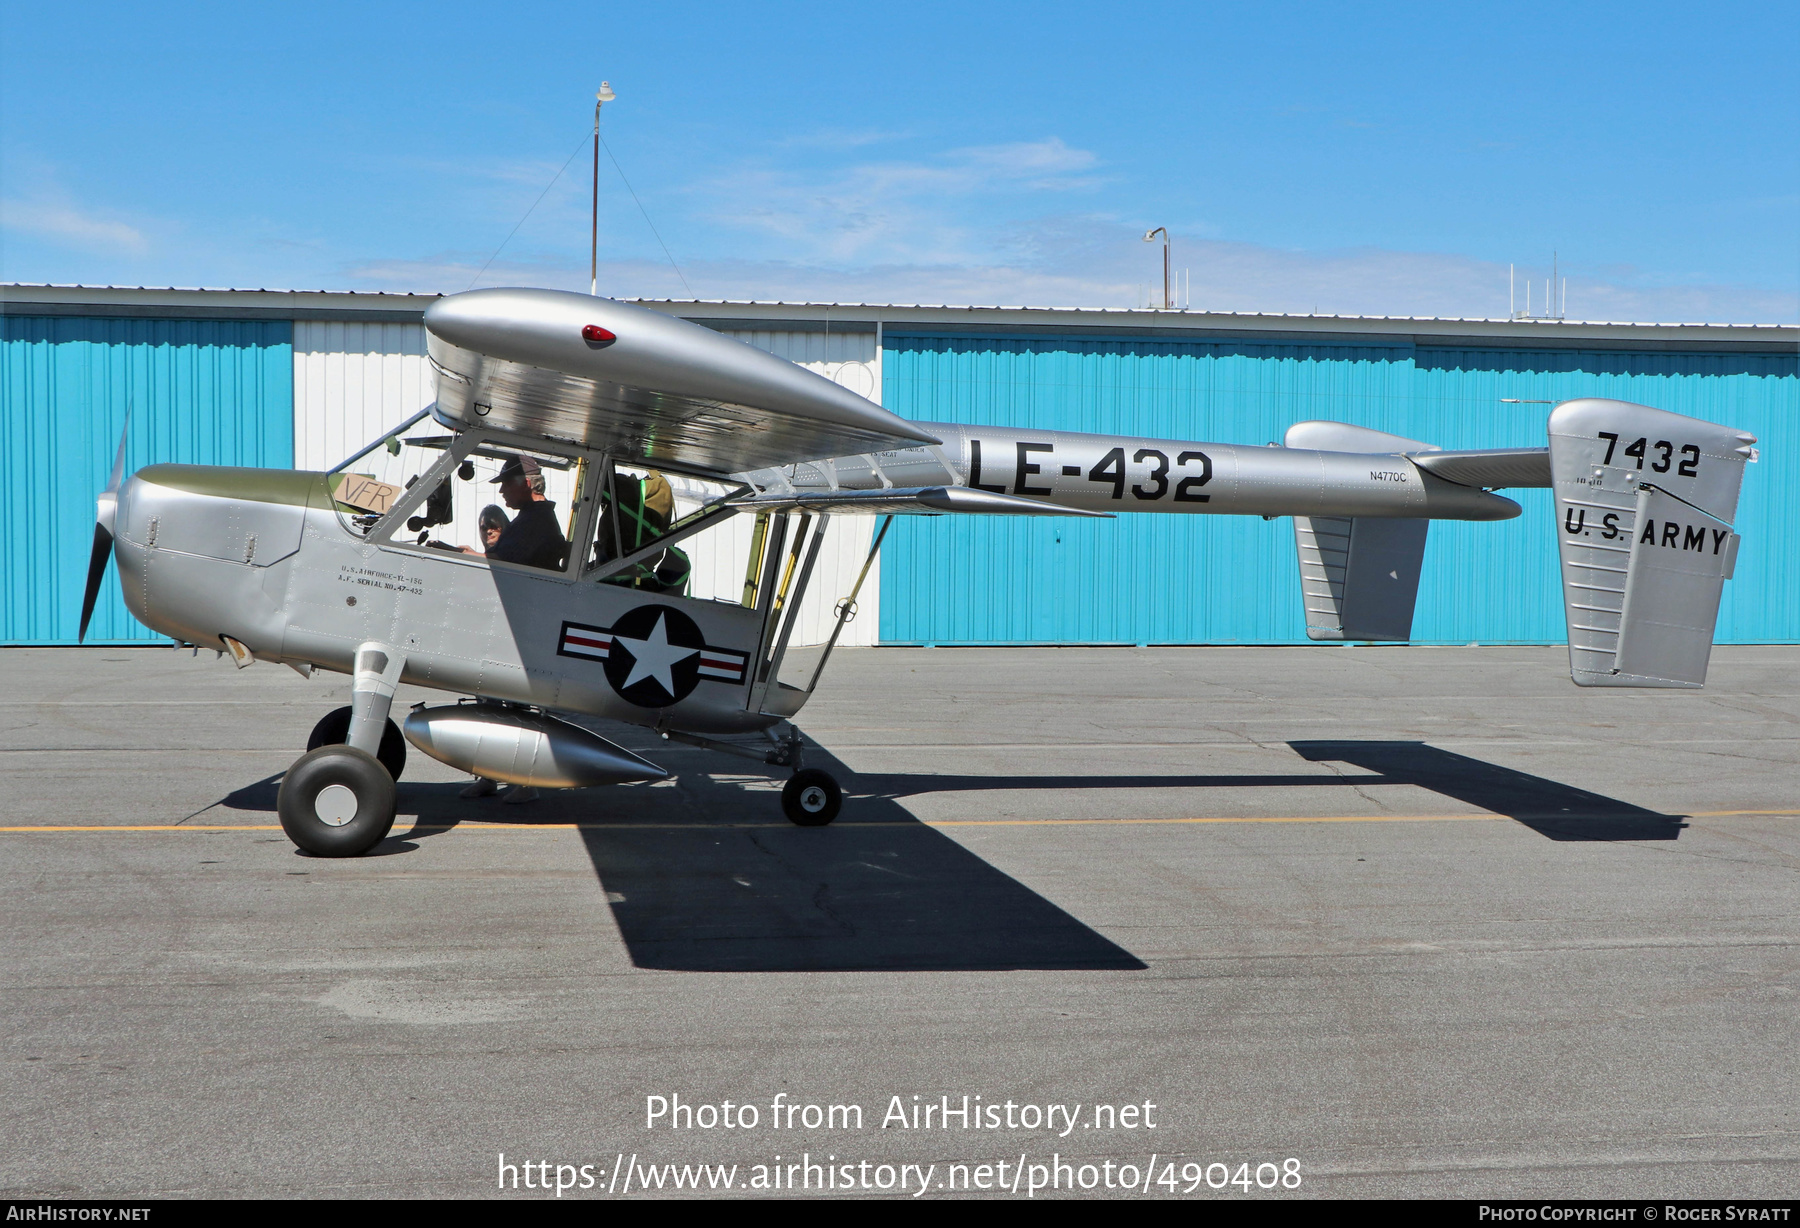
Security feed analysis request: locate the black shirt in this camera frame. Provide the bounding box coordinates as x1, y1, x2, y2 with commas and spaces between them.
489, 500, 566, 570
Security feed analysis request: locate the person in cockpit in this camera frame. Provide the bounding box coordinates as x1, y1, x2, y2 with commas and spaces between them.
465, 455, 566, 570
478, 504, 509, 552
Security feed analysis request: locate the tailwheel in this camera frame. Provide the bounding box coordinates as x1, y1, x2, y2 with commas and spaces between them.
781, 768, 841, 827
277, 745, 398, 857
307, 705, 407, 781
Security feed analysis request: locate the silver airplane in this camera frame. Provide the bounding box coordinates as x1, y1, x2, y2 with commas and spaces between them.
79, 287, 1758, 857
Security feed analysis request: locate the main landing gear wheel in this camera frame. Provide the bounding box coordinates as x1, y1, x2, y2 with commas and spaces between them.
277, 744, 397, 857
782, 768, 842, 827
307, 706, 407, 781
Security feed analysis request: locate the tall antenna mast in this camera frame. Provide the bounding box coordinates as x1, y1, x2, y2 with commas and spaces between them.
591, 82, 616, 296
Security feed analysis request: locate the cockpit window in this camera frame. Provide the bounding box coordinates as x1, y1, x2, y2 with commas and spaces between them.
405, 443, 579, 573
588, 466, 740, 594
328, 416, 448, 536
332, 419, 584, 573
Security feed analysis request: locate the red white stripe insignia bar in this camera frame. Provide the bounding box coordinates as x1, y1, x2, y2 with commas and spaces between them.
696, 650, 748, 684
558, 623, 613, 662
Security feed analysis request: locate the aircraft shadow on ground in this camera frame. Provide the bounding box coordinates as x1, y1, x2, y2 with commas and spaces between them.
1288, 741, 1685, 842
569, 765, 1148, 974
225, 757, 1147, 974
219, 732, 1677, 972
834, 741, 1684, 843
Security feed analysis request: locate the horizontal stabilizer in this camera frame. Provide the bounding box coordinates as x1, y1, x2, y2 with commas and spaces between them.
1410, 448, 1551, 489
1548, 398, 1755, 688
733, 486, 1113, 517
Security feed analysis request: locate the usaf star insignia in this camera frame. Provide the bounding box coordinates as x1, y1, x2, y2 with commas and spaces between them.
558, 606, 749, 707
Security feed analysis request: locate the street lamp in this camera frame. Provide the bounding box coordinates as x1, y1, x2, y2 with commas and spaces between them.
1143, 227, 1169, 309
591, 82, 616, 296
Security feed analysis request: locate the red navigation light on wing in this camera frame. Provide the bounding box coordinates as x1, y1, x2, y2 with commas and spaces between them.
581, 324, 617, 348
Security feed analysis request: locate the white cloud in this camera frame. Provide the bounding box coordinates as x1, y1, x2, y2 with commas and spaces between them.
344, 230, 1798, 325
346, 153, 1795, 323
775, 128, 912, 151
1, 197, 147, 254
696, 138, 1107, 266
950, 138, 1100, 189
1140, 238, 1798, 323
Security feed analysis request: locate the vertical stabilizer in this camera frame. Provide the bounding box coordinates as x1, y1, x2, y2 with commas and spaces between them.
1285, 421, 1433, 642
1294, 516, 1430, 641
1547, 399, 1755, 688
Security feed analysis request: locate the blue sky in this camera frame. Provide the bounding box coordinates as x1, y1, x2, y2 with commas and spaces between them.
2, 2, 1795, 321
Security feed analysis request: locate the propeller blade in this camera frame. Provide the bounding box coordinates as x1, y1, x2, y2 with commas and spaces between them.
97, 405, 129, 537
81, 408, 130, 642
77, 523, 113, 643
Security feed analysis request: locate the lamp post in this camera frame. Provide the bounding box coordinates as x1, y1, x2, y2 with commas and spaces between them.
591, 82, 616, 296
1143, 227, 1169, 309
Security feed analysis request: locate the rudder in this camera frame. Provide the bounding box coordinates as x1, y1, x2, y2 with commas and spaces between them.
1547, 398, 1756, 688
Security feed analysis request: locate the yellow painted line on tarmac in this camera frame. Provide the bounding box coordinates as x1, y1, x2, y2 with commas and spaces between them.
0, 809, 1794, 835
0, 825, 286, 832
928, 813, 1505, 827
1689, 808, 1800, 817
920, 809, 1794, 826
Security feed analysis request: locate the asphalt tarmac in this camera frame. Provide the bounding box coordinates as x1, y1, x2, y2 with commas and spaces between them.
2, 644, 1796, 1199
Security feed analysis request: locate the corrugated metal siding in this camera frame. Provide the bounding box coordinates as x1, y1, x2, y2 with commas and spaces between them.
1411, 347, 1800, 643
293, 321, 432, 470
880, 334, 1799, 645
718, 328, 879, 399
0, 316, 293, 644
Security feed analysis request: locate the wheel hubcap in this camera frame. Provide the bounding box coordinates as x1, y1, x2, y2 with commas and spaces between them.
314, 784, 358, 826
800, 786, 827, 812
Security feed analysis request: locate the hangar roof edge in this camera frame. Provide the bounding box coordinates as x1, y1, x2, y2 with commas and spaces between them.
3, 284, 1795, 352
634, 299, 1800, 351
0, 283, 441, 323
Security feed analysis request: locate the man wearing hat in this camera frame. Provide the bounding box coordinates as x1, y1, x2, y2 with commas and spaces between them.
471, 454, 566, 571
457, 455, 567, 805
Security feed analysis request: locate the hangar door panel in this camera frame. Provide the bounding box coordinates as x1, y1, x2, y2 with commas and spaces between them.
877, 332, 1411, 646
878, 334, 1798, 646
0, 316, 294, 644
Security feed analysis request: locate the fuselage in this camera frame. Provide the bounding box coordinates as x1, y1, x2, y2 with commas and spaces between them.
748, 421, 1520, 521
107, 417, 1515, 733
111, 463, 788, 736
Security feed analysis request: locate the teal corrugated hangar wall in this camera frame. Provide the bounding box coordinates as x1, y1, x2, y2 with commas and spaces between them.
878, 333, 1799, 646
0, 317, 294, 645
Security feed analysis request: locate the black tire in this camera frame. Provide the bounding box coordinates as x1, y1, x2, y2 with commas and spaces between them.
782, 768, 842, 827
307, 706, 407, 781
277, 745, 397, 857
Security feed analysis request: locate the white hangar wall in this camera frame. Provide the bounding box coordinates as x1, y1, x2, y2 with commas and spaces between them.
291, 320, 881, 648
292, 321, 433, 469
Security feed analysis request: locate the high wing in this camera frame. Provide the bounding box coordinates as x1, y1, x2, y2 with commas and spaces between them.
1408, 447, 1552, 489
424, 288, 939, 475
